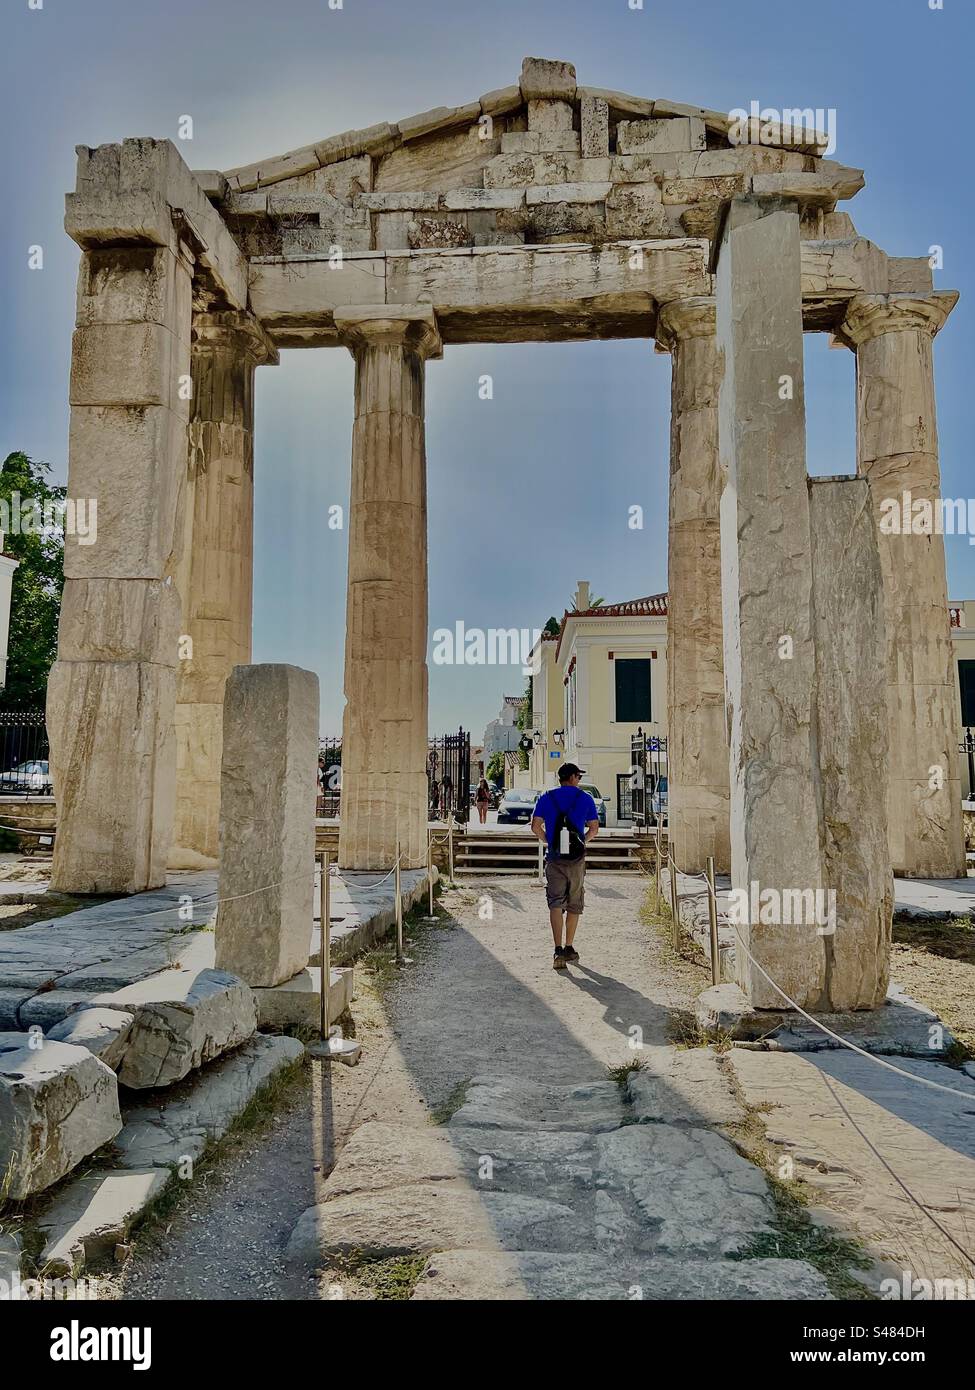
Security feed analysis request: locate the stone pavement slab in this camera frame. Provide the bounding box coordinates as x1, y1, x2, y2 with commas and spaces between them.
727, 1047, 975, 1287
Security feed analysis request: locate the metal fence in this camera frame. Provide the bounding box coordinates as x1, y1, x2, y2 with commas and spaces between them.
316, 736, 342, 818
0, 711, 51, 796
427, 727, 471, 824
629, 728, 667, 828
315, 729, 472, 823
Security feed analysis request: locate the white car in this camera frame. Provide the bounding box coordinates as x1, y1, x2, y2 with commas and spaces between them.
0, 760, 53, 793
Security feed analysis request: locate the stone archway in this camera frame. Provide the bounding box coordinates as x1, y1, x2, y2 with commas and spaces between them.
47, 57, 964, 1013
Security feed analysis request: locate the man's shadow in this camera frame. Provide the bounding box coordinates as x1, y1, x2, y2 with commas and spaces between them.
557, 961, 671, 1042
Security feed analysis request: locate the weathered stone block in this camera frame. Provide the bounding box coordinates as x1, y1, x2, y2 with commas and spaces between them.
253, 965, 354, 1031
581, 93, 609, 158
617, 118, 705, 155
56, 578, 181, 665
0, 1034, 121, 1199
520, 56, 576, 102
216, 664, 319, 987
47, 1007, 136, 1071
47, 657, 177, 895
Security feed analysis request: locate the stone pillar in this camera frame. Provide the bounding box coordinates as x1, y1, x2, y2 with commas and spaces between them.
216, 664, 319, 986
170, 312, 278, 869
716, 198, 827, 1010
334, 306, 442, 870
839, 293, 965, 878
48, 237, 193, 893
656, 298, 730, 873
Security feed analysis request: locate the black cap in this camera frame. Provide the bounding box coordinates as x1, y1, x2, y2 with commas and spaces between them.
558, 762, 586, 782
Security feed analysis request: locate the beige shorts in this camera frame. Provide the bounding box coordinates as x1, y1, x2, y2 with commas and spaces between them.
545, 856, 586, 913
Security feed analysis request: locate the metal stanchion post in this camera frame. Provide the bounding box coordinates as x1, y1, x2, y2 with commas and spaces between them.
669, 849, 679, 949
428, 834, 435, 916
706, 854, 719, 986
317, 850, 328, 1039
653, 840, 661, 914
447, 818, 455, 882
395, 840, 404, 962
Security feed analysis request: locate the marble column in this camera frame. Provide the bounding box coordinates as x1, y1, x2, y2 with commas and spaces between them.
656, 298, 730, 873
170, 311, 278, 868
716, 198, 827, 1010
334, 306, 442, 870
839, 293, 965, 878
48, 237, 193, 893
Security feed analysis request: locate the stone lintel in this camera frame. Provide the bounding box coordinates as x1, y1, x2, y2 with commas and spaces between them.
837, 291, 959, 348
334, 304, 443, 360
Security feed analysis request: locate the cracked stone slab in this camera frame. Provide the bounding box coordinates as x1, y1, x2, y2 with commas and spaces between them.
107, 963, 256, 1090
286, 1187, 585, 1263
113, 1034, 305, 1169
594, 1124, 773, 1256
0, 1033, 121, 1199
449, 1076, 624, 1132
625, 1046, 745, 1127
411, 1249, 832, 1300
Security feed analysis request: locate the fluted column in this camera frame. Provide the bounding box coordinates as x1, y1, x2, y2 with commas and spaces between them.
170, 311, 278, 867
335, 306, 442, 870
656, 298, 730, 873
839, 292, 965, 878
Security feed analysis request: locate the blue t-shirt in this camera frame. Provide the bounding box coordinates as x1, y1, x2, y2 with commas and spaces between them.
534, 785, 599, 854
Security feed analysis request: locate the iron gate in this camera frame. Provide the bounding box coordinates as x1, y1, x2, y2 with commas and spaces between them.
629, 728, 667, 828
427, 726, 471, 823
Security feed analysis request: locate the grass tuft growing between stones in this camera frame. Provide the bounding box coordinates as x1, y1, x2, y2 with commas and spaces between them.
359, 891, 454, 1000
607, 1057, 644, 1090
430, 1078, 470, 1125
329, 1249, 429, 1300
730, 1174, 875, 1300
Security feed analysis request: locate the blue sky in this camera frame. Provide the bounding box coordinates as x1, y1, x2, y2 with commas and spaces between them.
2, 0, 972, 738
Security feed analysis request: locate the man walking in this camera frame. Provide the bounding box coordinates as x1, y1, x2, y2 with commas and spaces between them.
531, 763, 600, 970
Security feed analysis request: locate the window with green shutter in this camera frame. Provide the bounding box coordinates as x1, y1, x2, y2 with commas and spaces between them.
615, 658, 651, 723
960, 660, 975, 729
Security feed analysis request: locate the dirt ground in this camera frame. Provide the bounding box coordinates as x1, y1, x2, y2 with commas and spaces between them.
891, 914, 975, 1056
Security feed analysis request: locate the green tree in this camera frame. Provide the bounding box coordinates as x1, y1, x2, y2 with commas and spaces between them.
486, 750, 505, 784
0, 453, 65, 710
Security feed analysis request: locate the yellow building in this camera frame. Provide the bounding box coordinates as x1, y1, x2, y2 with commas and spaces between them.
527, 586, 975, 820
528, 582, 667, 825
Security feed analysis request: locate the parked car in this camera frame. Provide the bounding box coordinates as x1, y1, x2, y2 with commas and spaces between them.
497, 789, 540, 825
650, 775, 668, 825
0, 760, 53, 794
580, 783, 608, 827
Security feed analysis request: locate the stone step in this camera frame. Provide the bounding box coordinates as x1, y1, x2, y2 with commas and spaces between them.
411, 1249, 831, 1300
36, 1034, 305, 1276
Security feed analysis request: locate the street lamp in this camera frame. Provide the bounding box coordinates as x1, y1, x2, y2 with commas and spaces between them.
552, 729, 565, 746
960, 728, 975, 800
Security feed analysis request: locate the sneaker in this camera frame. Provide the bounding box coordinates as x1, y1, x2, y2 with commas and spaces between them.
553, 947, 567, 970
563, 944, 580, 963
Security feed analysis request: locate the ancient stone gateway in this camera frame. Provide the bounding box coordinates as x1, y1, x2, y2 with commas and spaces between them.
48, 58, 965, 1012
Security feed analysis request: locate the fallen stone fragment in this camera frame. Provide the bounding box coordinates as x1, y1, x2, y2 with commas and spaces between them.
0, 1034, 121, 1199
109, 966, 257, 1090
47, 1007, 135, 1070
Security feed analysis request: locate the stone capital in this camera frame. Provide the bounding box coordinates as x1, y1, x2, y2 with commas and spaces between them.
654, 296, 716, 352
192, 310, 279, 367
334, 304, 443, 360
837, 291, 959, 349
